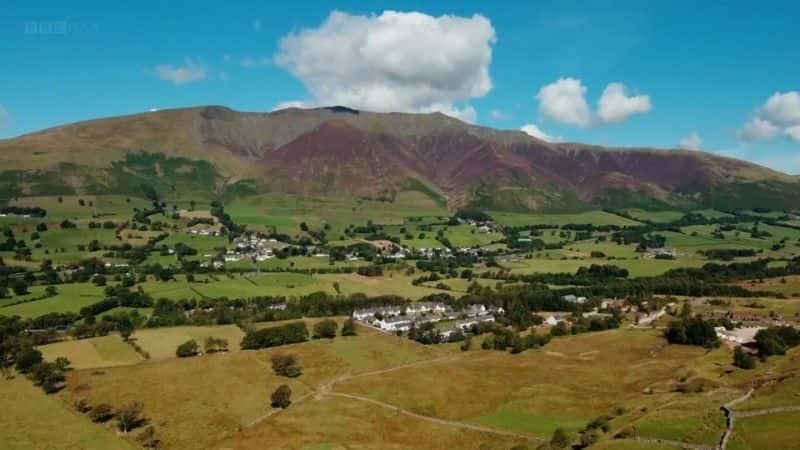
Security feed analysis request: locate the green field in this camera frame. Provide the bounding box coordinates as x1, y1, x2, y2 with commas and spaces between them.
492, 210, 641, 227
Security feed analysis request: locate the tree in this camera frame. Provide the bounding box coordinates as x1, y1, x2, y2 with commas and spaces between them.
271, 353, 302, 378
460, 334, 472, 351
45, 285, 58, 297
36, 222, 48, 232
313, 319, 338, 339
89, 403, 115, 423
550, 428, 570, 449
12, 280, 28, 296
54, 356, 71, 371
117, 316, 134, 341
15, 346, 43, 373
733, 346, 756, 369
176, 339, 199, 358
341, 318, 357, 336
270, 384, 292, 408
116, 402, 145, 433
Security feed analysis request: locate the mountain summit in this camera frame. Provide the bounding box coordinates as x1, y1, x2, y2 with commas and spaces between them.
1, 105, 798, 211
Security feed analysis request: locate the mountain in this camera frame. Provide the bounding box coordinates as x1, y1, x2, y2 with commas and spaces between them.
1, 105, 799, 211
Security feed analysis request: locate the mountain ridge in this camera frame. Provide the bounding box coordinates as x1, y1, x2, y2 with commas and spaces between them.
1, 105, 798, 211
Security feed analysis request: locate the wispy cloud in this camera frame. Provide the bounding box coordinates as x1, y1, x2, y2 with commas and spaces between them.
155, 58, 207, 85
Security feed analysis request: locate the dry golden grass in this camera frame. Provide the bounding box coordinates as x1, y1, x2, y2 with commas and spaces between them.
216, 394, 527, 450
39, 334, 144, 369
58, 328, 442, 449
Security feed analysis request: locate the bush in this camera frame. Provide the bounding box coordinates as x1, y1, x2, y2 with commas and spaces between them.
14, 347, 43, 373
116, 402, 145, 433
341, 318, 357, 336
271, 384, 292, 408
733, 346, 757, 369
89, 403, 115, 423
204, 336, 229, 353
75, 398, 92, 413
271, 353, 302, 378
313, 319, 338, 339
175, 339, 199, 358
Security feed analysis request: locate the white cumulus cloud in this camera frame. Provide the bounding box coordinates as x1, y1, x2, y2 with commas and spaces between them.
785, 125, 800, 143
274, 10, 495, 121
737, 91, 800, 143
738, 117, 779, 142
155, 58, 207, 85
535, 78, 592, 127
759, 91, 800, 126
520, 123, 561, 142
535, 78, 649, 127
0, 105, 11, 131
597, 82, 651, 124
678, 132, 702, 150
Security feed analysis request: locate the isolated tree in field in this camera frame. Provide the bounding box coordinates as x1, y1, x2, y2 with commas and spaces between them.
36, 222, 47, 232
175, 339, 199, 358
116, 402, 145, 433
733, 346, 756, 369
117, 316, 134, 341
271, 353, 302, 378
270, 384, 292, 408
341, 318, 357, 336
313, 319, 338, 339
14, 346, 43, 373
89, 403, 115, 423
549, 428, 570, 449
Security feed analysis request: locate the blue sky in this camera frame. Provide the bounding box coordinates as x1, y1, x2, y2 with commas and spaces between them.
1, 0, 799, 173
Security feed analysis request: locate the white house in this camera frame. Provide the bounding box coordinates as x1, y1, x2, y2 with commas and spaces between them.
378, 317, 412, 332
457, 315, 495, 330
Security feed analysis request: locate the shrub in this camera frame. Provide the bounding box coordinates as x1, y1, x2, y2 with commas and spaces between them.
271, 353, 302, 378
175, 339, 199, 358
341, 318, 357, 336
89, 403, 115, 423
270, 384, 292, 408
733, 346, 757, 369
312, 319, 338, 339
14, 347, 43, 373
204, 336, 229, 353
116, 402, 145, 433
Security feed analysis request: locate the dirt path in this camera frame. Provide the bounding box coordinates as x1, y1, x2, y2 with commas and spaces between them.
244, 353, 458, 428
324, 391, 540, 441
